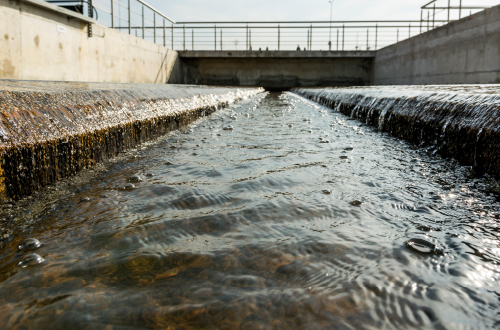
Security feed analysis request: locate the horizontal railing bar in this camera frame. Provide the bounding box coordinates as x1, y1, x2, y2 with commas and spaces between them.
423, 6, 489, 9
93, 5, 111, 15
135, 0, 175, 23
114, 25, 447, 29
175, 20, 449, 24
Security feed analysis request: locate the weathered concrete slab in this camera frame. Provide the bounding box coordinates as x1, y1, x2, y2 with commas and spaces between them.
294, 86, 500, 179
0, 81, 263, 201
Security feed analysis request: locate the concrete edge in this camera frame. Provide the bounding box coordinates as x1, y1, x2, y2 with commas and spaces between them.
20, 0, 97, 24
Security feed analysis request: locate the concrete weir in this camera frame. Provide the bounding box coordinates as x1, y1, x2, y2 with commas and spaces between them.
293, 86, 500, 179
0, 81, 263, 201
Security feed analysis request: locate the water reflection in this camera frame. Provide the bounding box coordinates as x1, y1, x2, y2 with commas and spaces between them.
0, 92, 499, 329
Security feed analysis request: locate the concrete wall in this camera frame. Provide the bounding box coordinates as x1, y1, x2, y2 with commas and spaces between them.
171, 51, 374, 88
0, 0, 178, 83
374, 4, 500, 85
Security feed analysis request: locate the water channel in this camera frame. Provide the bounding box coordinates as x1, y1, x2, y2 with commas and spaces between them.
0, 91, 499, 329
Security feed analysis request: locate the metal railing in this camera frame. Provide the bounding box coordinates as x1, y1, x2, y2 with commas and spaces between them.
45, 0, 494, 51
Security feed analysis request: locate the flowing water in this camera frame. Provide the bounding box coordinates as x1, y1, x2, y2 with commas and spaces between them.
0, 92, 499, 329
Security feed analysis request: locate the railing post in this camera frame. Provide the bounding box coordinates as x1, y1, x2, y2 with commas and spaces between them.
420, 10, 423, 33
110, 0, 114, 29
448, 0, 451, 23
342, 24, 345, 51
432, 3, 436, 28
307, 30, 309, 51
153, 13, 156, 44
172, 24, 174, 50
397, 28, 399, 43
336, 28, 339, 51
246, 25, 249, 50
183, 25, 186, 50
374, 24, 377, 50
214, 25, 217, 51
192, 29, 194, 51
163, 19, 166, 47
278, 25, 280, 51
427, 12, 430, 31
409, 23, 411, 39
128, 0, 131, 35
249, 29, 252, 50
366, 29, 369, 50
220, 29, 222, 51
459, 0, 462, 19
142, 6, 145, 39
310, 24, 312, 50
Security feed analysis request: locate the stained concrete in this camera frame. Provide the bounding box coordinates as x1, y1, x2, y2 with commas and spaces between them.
0, 0, 177, 83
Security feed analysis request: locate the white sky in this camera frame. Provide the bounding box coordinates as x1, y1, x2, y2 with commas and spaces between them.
145, 0, 500, 22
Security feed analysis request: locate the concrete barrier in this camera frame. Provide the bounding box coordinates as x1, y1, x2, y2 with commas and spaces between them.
0, 0, 177, 83
294, 86, 500, 179
374, 5, 500, 85
0, 81, 263, 201
172, 51, 375, 88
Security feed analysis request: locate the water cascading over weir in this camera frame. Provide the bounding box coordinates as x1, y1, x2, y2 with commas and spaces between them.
0, 81, 263, 201
293, 86, 500, 181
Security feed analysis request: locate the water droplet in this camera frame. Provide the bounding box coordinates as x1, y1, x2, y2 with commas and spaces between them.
288, 124, 293, 127
80, 197, 90, 202
170, 145, 177, 149
406, 236, 443, 254
128, 175, 142, 183
165, 162, 173, 165
223, 126, 233, 131
322, 190, 332, 195
321, 165, 327, 168
344, 147, 354, 151
18, 254, 44, 268
320, 140, 330, 143
340, 156, 348, 159
18, 238, 42, 251
351, 200, 363, 206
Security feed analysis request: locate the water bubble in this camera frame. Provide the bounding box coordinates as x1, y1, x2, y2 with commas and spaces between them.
340, 156, 348, 159
288, 124, 293, 128
122, 183, 136, 190
322, 190, 332, 195
196, 144, 201, 147
18, 254, 44, 268
406, 236, 444, 254
165, 162, 173, 165
128, 175, 142, 183
418, 225, 432, 232
193, 153, 198, 156
80, 197, 90, 202
100, 194, 108, 198
320, 140, 330, 143
145, 173, 154, 177
321, 165, 328, 168
344, 147, 354, 151
223, 126, 234, 131
351, 200, 363, 206
18, 238, 42, 251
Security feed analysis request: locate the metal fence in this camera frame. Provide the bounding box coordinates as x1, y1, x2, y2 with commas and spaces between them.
46, 0, 492, 51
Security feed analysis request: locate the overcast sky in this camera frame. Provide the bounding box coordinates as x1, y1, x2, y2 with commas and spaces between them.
144, 0, 500, 22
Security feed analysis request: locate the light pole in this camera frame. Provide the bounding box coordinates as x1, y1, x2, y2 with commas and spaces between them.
329, 0, 334, 51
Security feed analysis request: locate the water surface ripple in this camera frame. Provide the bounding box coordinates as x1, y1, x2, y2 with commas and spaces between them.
0, 92, 499, 329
